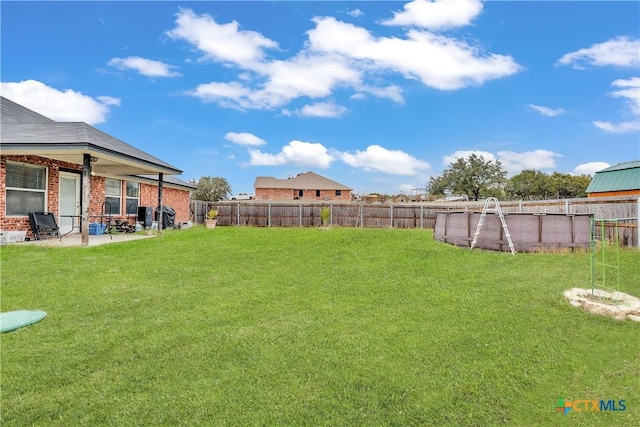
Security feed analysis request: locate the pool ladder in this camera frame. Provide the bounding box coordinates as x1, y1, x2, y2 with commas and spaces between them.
470, 197, 515, 256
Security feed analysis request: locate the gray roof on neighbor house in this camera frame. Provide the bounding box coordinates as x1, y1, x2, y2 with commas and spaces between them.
254, 171, 351, 190
585, 160, 640, 193
1, 96, 182, 175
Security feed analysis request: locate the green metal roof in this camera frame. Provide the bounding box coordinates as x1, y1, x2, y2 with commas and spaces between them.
585, 160, 640, 193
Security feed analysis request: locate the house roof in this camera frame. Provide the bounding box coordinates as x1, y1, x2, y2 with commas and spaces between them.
132, 174, 196, 191
585, 160, 640, 193
254, 171, 351, 190
1, 97, 55, 123
1, 96, 182, 176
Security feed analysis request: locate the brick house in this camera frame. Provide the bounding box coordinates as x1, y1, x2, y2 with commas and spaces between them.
585, 160, 640, 198
254, 171, 352, 201
1, 96, 194, 245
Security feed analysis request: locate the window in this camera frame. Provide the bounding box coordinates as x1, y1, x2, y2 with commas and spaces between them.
125, 182, 139, 215
105, 178, 121, 215
335, 190, 342, 196
5, 162, 47, 215
298, 189, 304, 197
316, 190, 321, 197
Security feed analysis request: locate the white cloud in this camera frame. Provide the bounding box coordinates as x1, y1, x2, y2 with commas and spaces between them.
528, 104, 565, 117
0, 79, 119, 125
108, 56, 180, 77
245, 141, 431, 177
382, 0, 483, 30
261, 54, 362, 104
497, 149, 561, 173
186, 53, 361, 110
224, 132, 266, 146
572, 162, 610, 176
166, 8, 278, 68
342, 145, 430, 175
308, 17, 521, 90
442, 149, 561, 174
186, 81, 257, 110
557, 37, 640, 69
357, 85, 404, 103
443, 150, 496, 166
593, 120, 640, 133
173, 8, 521, 111
347, 9, 364, 18
97, 96, 121, 106
248, 140, 335, 168
610, 77, 640, 115
593, 77, 640, 133
296, 101, 348, 118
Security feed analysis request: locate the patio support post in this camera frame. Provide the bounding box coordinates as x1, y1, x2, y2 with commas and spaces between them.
157, 172, 164, 235
81, 154, 91, 246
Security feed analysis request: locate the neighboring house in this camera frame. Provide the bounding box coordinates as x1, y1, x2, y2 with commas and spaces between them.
254, 171, 352, 201
585, 161, 640, 198
0, 96, 194, 245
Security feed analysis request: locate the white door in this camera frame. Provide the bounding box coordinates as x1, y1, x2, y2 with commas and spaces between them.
59, 172, 81, 235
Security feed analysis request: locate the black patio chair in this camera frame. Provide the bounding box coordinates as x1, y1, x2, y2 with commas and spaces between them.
28, 211, 61, 240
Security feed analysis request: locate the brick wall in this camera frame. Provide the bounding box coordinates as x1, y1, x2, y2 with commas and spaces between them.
90, 176, 106, 217
256, 188, 351, 201
1, 155, 192, 235
139, 183, 191, 223
1, 155, 81, 236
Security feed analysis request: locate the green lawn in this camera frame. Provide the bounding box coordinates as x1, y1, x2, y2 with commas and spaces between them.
1, 226, 639, 426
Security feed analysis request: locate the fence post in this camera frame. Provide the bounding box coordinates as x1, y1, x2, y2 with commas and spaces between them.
390, 205, 394, 228
268, 203, 271, 227
330, 204, 333, 226
420, 206, 424, 229
299, 204, 303, 227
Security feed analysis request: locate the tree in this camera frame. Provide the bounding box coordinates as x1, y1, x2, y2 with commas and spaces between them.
428, 154, 507, 201
550, 172, 591, 198
506, 169, 554, 200
192, 176, 231, 201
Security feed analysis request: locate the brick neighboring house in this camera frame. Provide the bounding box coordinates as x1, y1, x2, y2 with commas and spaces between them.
586, 160, 640, 198
1, 96, 194, 245
254, 171, 352, 201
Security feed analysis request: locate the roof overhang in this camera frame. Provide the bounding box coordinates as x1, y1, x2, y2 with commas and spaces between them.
1, 144, 181, 175
126, 174, 196, 191
1, 120, 183, 176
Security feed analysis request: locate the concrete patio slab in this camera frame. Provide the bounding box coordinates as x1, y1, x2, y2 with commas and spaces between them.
10, 232, 156, 247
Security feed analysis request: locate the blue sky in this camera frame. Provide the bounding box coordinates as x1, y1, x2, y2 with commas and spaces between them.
2, 1, 639, 196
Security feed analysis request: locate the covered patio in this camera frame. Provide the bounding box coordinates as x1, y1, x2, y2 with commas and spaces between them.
1, 96, 188, 246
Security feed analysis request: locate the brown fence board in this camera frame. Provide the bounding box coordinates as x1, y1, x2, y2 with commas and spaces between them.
190, 196, 638, 247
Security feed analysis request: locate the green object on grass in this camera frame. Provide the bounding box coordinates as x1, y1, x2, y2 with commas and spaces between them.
0, 310, 47, 333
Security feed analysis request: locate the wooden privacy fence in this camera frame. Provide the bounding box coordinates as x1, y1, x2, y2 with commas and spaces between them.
190, 196, 639, 247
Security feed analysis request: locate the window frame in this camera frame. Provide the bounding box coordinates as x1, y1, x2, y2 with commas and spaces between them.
5, 161, 48, 216
105, 178, 122, 215
125, 181, 140, 216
